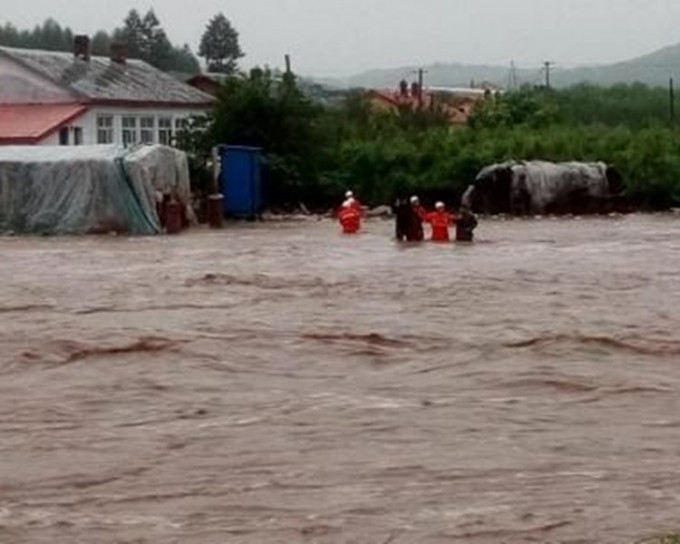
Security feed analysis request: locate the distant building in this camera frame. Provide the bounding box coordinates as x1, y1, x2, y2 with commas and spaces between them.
183, 73, 229, 97
0, 36, 214, 146
366, 80, 499, 126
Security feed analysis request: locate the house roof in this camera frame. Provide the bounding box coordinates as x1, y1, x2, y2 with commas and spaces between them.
0, 46, 214, 108
367, 88, 483, 126
0, 103, 88, 144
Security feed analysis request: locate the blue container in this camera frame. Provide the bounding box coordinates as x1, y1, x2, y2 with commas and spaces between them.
218, 145, 263, 219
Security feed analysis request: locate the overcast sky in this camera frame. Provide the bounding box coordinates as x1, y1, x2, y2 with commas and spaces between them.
3, 0, 680, 76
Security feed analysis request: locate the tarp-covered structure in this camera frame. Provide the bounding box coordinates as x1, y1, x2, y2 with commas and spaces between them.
0, 144, 194, 235
466, 160, 623, 215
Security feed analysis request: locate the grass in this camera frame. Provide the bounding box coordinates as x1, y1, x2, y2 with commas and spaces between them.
640, 535, 680, 544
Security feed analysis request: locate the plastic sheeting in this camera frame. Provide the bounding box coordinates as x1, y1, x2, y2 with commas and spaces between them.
511, 161, 609, 212
0, 144, 193, 235
472, 160, 611, 214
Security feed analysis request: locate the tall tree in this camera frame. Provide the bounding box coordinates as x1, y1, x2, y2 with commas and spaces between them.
169, 44, 201, 74
198, 13, 243, 74
91, 30, 112, 56
115, 9, 183, 70
119, 9, 145, 59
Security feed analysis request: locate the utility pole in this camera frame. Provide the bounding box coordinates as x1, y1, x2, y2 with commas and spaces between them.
543, 61, 554, 89
285, 54, 291, 74
413, 68, 427, 109
671, 77, 676, 126
509, 61, 518, 90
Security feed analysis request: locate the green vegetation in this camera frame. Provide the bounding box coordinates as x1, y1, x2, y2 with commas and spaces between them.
642, 535, 680, 544
181, 78, 680, 211
198, 13, 243, 75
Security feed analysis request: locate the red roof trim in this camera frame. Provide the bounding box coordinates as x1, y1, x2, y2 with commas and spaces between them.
0, 136, 40, 144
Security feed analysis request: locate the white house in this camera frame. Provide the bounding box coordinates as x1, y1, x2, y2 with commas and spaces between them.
0, 37, 214, 146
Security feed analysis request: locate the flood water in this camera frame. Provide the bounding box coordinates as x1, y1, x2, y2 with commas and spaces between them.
1, 215, 680, 544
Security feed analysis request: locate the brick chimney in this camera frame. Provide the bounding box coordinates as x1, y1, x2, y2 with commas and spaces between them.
399, 79, 409, 97
110, 43, 127, 65
73, 35, 90, 61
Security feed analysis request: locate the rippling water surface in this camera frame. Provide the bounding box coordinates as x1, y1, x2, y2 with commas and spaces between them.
2, 215, 680, 544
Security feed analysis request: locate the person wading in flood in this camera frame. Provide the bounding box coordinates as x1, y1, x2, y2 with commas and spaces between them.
408, 196, 425, 241
344, 190, 363, 213
425, 201, 456, 243
395, 196, 425, 242
338, 199, 361, 234
455, 205, 478, 242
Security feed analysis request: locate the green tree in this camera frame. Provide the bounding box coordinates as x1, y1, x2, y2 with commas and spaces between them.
90, 30, 112, 56
168, 44, 201, 73
117, 9, 145, 59
114, 9, 182, 70
198, 13, 243, 74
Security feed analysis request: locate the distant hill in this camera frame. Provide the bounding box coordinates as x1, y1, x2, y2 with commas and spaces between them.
317, 43, 680, 90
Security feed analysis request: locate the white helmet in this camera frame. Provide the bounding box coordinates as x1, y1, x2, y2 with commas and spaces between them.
435, 201, 445, 210
345, 190, 354, 199
410, 196, 419, 204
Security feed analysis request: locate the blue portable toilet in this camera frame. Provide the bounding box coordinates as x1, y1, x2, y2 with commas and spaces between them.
218, 145, 263, 219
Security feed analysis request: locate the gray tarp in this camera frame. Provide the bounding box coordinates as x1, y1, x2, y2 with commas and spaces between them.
0, 144, 193, 235
469, 160, 613, 214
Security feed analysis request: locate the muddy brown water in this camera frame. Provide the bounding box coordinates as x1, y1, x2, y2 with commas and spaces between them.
1, 215, 680, 544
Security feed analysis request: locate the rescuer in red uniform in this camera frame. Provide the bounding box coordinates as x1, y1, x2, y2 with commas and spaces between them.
425, 201, 456, 242
338, 199, 361, 234
345, 190, 363, 213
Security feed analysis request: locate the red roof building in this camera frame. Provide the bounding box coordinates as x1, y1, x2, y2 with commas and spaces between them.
366, 82, 493, 126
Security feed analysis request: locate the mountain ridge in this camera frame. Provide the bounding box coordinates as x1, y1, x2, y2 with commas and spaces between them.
313, 42, 680, 90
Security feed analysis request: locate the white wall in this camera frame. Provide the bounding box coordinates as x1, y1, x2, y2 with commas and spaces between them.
37, 106, 210, 146
0, 55, 75, 103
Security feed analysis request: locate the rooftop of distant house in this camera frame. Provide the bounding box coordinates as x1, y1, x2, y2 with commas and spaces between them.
367, 81, 499, 125
0, 40, 214, 107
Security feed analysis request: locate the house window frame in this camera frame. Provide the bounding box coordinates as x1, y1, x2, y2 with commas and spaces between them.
97, 115, 114, 144
73, 126, 83, 146
121, 115, 138, 146
59, 127, 69, 145
158, 117, 173, 146
174, 117, 189, 133
140, 116, 155, 144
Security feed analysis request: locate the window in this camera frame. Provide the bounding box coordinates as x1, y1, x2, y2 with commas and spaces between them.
122, 116, 138, 146
158, 117, 173, 145
73, 127, 83, 146
174, 117, 189, 133
97, 115, 114, 144
140, 116, 155, 144
59, 127, 69, 145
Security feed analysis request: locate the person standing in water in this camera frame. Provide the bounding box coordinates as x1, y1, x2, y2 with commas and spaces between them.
338, 199, 361, 234
455, 205, 478, 242
344, 190, 363, 213
408, 196, 425, 242
425, 201, 456, 243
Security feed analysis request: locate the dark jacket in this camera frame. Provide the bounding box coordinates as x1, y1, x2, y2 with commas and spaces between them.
456, 210, 478, 242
